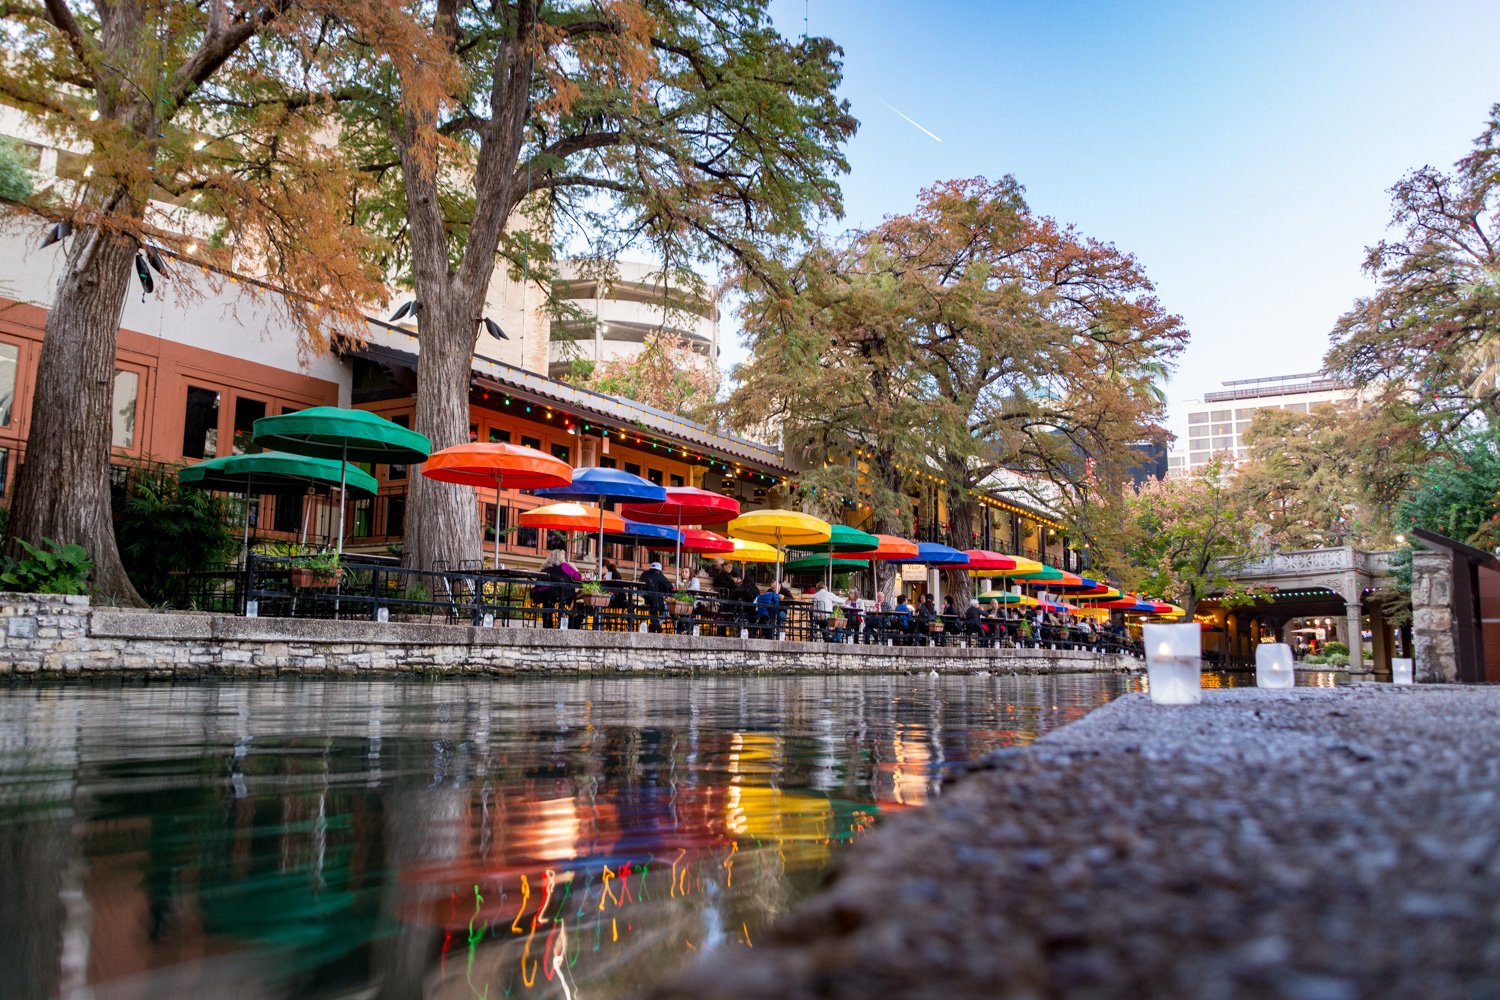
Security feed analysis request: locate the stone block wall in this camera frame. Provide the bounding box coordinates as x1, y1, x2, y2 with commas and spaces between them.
1411, 550, 1457, 682
0, 593, 1135, 680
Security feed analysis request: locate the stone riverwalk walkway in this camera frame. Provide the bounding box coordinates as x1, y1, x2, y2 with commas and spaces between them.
646, 685, 1500, 1000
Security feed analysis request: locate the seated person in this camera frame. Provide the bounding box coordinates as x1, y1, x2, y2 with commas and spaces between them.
533, 548, 581, 628
806, 582, 847, 642
962, 600, 988, 644
752, 587, 784, 637
638, 560, 675, 628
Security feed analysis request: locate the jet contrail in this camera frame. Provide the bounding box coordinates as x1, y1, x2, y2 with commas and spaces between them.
880, 100, 942, 143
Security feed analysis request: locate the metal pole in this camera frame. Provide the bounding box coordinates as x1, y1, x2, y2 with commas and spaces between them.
336, 442, 348, 555
493, 475, 503, 567
241, 474, 253, 566
596, 499, 605, 577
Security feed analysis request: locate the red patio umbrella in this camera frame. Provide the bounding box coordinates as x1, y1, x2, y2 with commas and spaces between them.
962, 550, 1018, 572
619, 486, 740, 577
679, 528, 736, 554
422, 442, 572, 566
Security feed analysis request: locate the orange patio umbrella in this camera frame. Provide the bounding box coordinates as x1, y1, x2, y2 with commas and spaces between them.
520, 503, 626, 556
423, 442, 573, 565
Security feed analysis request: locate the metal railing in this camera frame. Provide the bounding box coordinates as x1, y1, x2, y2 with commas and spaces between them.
230, 556, 1143, 656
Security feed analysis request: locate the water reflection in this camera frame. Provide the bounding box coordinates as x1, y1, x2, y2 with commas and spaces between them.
0, 674, 1131, 1000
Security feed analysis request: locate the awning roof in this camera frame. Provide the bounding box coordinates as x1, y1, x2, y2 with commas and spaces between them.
344, 336, 792, 475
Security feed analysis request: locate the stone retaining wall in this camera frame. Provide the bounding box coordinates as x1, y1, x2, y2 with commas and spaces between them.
0, 593, 1133, 679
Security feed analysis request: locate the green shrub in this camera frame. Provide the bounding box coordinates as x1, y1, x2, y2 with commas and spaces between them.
116, 471, 238, 605
1322, 641, 1349, 657
0, 537, 92, 594
0, 138, 34, 202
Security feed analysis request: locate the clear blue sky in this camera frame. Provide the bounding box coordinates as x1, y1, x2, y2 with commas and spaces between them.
725, 0, 1500, 422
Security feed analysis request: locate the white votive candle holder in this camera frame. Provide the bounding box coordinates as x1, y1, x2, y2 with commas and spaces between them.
1392, 657, 1414, 685
1144, 622, 1202, 705
1255, 642, 1295, 689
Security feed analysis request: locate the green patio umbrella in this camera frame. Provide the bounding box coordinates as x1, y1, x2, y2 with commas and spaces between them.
252, 407, 431, 554
784, 553, 871, 574
179, 452, 379, 560
791, 524, 879, 590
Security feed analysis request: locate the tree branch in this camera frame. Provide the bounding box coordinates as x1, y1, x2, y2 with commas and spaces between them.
168, 1, 285, 109
41, 0, 93, 70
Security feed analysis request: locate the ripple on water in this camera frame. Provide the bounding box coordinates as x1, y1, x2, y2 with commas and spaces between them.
0, 673, 1135, 999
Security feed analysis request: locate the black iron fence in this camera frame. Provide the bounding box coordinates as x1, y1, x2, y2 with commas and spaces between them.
229, 556, 1143, 655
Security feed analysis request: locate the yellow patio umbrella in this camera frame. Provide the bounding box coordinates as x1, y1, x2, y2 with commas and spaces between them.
726, 509, 830, 590
983, 556, 1045, 577
729, 538, 784, 564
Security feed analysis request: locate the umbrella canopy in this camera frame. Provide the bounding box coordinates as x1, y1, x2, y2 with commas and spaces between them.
726, 509, 830, 588
962, 550, 1019, 572
179, 451, 378, 498
983, 556, 1046, 577
607, 520, 683, 550
179, 452, 379, 560
422, 442, 573, 565
729, 538, 784, 564
1049, 576, 1101, 592
422, 442, 571, 491
680, 528, 735, 554
726, 509, 832, 547
866, 534, 920, 560
1038, 600, 1079, 613
1010, 565, 1065, 583
252, 406, 431, 554
785, 553, 872, 573
535, 466, 666, 504
976, 590, 1028, 603
1071, 587, 1124, 602
534, 467, 665, 574
618, 486, 740, 525
889, 542, 970, 566
793, 524, 880, 554
252, 406, 431, 464
520, 503, 625, 535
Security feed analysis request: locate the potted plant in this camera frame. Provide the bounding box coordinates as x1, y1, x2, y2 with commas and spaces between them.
579, 580, 612, 608
291, 549, 342, 588
668, 590, 696, 616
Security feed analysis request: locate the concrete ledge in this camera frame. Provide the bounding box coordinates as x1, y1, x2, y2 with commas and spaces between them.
648, 685, 1500, 1000
0, 596, 1134, 678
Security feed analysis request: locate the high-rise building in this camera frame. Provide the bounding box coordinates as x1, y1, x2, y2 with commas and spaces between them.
547, 261, 719, 381
1166, 372, 1355, 477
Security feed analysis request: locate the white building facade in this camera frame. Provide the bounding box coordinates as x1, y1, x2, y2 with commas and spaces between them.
1167, 372, 1357, 477
547, 260, 719, 380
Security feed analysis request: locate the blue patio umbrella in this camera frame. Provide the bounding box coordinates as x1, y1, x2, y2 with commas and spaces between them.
888, 542, 970, 566
888, 542, 970, 606
536, 467, 667, 574
607, 520, 683, 548
607, 520, 684, 573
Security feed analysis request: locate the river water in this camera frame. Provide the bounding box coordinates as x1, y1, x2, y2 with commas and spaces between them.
0, 672, 1177, 999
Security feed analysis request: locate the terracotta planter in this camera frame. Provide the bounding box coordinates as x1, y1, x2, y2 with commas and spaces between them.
580, 593, 612, 609
927, 622, 944, 633
291, 567, 342, 589
668, 600, 695, 616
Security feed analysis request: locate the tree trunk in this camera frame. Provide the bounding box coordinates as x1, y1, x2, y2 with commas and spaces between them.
944, 488, 976, 608
9, 228, 143, 605
403, 291, 483, 572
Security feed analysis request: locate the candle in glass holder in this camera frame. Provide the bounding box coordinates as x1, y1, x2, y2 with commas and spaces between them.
1391, 657, 1414, 685
1143, 623, 1202, 705
1255, 642, 1295, 689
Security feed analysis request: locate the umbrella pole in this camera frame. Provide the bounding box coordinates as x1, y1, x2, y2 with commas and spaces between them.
492, 476, 503, 568
336, 442, 348, 556
596, 501, 605, 578
241, 474, 253, 566
675, 509, 684, 587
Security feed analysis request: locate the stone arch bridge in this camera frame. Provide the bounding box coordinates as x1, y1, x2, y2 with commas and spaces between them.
1199, 546, 1402, 674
